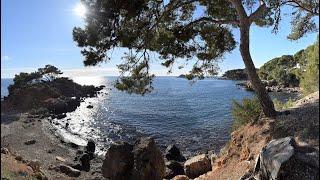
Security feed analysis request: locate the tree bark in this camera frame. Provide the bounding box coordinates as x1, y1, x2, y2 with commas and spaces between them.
239, 24, 277, 117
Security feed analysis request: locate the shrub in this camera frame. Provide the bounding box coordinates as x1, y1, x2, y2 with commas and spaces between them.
273, 98, 295, 111
300, 38, 319, 95
231, 96, 262, 131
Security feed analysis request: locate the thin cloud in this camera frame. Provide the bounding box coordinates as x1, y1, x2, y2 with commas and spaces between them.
1, 55, 10, 61
63, 67, 119, 77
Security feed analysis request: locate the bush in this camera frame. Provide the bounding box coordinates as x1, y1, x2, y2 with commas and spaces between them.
273, 98, 295, 111
231, 96, 262, 131
300, 38, 319, 95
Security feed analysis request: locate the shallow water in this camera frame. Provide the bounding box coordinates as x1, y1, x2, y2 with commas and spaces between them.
1, 77, 299, 157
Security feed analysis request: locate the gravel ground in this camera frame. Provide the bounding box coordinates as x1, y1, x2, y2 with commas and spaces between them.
1, 112, 104, 180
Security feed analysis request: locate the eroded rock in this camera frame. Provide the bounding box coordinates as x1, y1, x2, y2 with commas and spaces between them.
86, 139, 96, 154
165, 161, 184, 179
102, 141, 134, 180
184, 154, 211, 178
101, 137, 165, 180
132, 137, 166, 180
165, 144, 186, 162
249, 137, 319, 180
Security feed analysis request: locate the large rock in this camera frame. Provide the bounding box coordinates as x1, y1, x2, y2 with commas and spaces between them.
80, 153, 91, 172
132, 137, 166, 180
46, 98, 80, 115
165, 161, 185, 179
165, 144, 186, 162
102, 141, 134, 180
254, 137, 319, 180
172, 175, 190, 180
102, 137, 165, 180
86, 139, 96, 154
184, 154, 211, 178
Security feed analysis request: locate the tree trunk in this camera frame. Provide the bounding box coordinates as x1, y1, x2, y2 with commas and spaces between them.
239, 24, 277, 117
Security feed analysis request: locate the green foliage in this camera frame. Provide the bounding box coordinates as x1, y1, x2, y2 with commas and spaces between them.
258, 41, 318, 88
12, 72, 42, 87
267, 0, 319, 40
301, 127, 311, 139
9, 65, 63, 94
38, 65, 63, 81
300, 38, 319, 95
72, 0, 319, 94
231, 96, 262, 131
273, 98, 295, 111
221, 69, 257, 80
258, 55, 300, 87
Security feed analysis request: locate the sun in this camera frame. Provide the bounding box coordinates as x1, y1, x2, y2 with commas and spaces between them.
73, 3, 87, 18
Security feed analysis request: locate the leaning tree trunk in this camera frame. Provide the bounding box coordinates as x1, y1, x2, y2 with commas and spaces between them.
239, 24, 277, 117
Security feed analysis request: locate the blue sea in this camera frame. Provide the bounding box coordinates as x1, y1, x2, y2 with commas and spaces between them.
1, 77, 298, 156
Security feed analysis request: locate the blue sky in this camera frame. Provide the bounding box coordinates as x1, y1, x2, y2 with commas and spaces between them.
1, 0, 319, 78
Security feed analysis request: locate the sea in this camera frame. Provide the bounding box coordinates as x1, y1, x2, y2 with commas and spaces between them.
1, 77, 299, 157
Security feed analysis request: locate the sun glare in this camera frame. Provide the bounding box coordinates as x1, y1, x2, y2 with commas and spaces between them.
73, 3, 87, 18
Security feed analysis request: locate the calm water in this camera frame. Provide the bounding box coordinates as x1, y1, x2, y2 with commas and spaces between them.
1, 77, 299, 156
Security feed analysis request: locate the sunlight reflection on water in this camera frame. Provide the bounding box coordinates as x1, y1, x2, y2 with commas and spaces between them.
47, 76, 299, 157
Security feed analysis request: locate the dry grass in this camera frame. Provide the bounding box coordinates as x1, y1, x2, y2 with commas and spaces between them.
1, 153, 36, 180
196, 91, 319, 180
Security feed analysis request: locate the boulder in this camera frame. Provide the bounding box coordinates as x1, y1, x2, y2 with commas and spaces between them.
131, 137, 166, 180
87, 105, 93, 109
102, 141, 134, 180
101, 137, 165, 180
255, 137, 319, 180
184, 154, 211, 178
59, 164, 81, 177
165, 161, 184, 179
172, 175, 190, 180
165, 144, 186, 162
80, 153, 91, 172
86, 139, 96, 154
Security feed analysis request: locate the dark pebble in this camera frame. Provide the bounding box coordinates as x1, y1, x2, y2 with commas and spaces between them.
24, 140, 36, 145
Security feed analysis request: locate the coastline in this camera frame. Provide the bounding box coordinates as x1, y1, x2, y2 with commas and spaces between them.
1, 77, 318, 179
1, 111, 104, 179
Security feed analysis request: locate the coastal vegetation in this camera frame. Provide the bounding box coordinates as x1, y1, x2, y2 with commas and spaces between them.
224, 37, 319, 95
1, 0, 319, 179
231, 96, 262, 131
273, 98, 295, 111
300, 38, 319, 95
222, 69, 248, 80
258, 38, 319, 90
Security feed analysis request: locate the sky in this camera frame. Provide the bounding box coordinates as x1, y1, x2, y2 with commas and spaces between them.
1, 0, 319, 78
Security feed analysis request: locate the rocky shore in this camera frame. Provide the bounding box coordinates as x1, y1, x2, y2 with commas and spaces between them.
1, 73, 319, 180
235, 80, 300, 93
